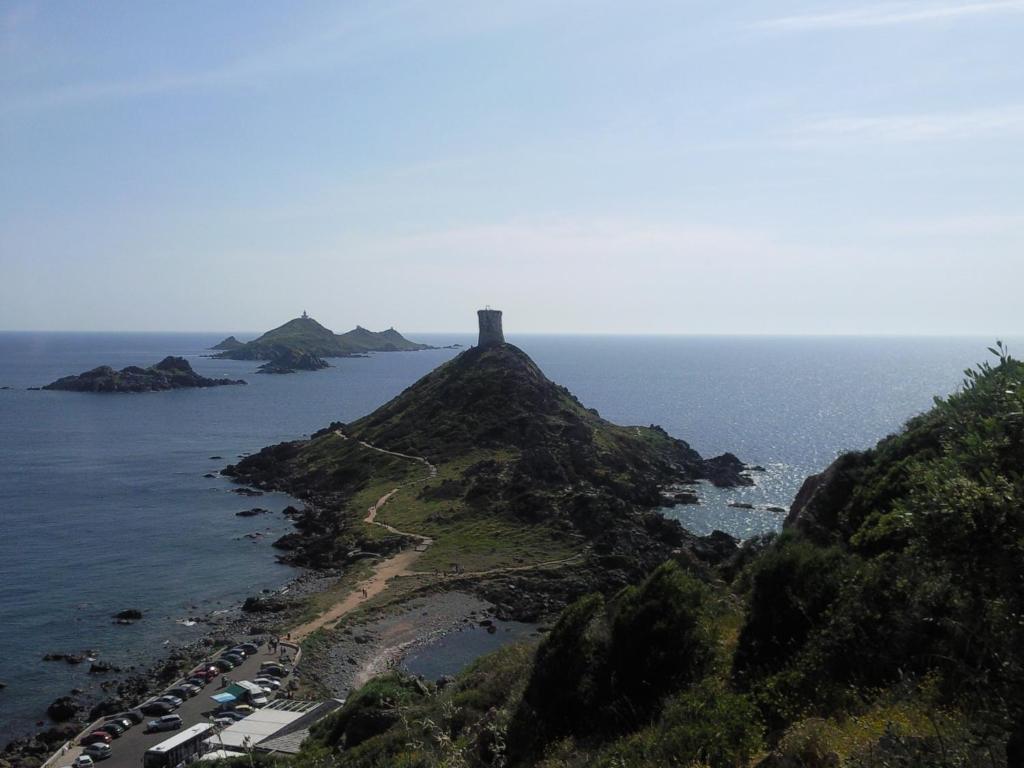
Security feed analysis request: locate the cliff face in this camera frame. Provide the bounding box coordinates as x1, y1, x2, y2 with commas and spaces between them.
43, 356, 245, 393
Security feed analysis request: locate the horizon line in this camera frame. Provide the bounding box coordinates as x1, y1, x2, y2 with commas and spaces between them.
0, 329, 1019, 339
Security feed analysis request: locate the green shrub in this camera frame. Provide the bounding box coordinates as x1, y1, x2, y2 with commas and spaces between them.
595, 682, 763, 768
609, 562, 714, 722
310, 673, 428, 749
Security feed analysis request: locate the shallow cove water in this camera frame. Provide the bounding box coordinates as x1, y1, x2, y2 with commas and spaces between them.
0, 331, 1013, 737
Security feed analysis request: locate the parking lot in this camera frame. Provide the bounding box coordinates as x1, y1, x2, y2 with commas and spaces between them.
54, 643, 292, 768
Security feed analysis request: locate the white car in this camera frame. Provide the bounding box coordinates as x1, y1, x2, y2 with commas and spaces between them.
146, 714, 183, 733
83, 745, 111, 761
253, 677, 280, 690
72, 757, 94, 768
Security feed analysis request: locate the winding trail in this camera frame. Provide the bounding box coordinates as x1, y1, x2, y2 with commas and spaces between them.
288, 432, 583, 641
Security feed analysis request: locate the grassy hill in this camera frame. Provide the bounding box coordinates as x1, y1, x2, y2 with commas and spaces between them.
226, 341, 749, 584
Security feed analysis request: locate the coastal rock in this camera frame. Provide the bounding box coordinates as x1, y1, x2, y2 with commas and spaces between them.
661, 486, 699, 506
691, 529, 740, 564
87, 699, 126, 721
702, 452, 754, 487
784, 452, 866, 542
232, 487, 264, 497
256, 348, 329, 374
42, 357, 245, 393
113, 609, 143, 621
235, 507, 269, 517
241, 596, 288, 613
728, 502, 755, 510
45, 696, 79, 722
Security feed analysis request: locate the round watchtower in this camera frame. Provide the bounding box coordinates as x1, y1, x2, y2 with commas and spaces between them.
477, 309, 505, 348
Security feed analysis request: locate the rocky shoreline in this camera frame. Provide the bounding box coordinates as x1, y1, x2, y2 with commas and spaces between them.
0, 565, 332, 768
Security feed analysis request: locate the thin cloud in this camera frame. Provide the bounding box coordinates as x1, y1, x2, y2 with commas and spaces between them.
758, 1, 1024, 31
0, 2, 577, 116
791, 106, 1024, 144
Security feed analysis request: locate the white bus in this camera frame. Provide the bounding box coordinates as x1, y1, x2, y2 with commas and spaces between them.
143, 723, 213, 768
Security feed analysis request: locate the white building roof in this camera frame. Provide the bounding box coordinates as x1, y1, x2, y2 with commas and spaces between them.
204, 701, 319, 750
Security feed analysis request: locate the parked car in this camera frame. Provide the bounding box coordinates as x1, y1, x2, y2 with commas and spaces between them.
259, 662, 289, 677
156, 694, 183, 707
228, 646, 249, 658
212, 716, 235, 728
191, 665, 220, 681
165, 686, 194, 700
104, 715, 134, 730
220, 653, 244, 666
237, 642, 259, 655
223, 711, 248, 722
97, 722, 125, 738
253, 677, 280, 690
251, 694, 269, 707
72, 756, 94, 768
185, 676, 208, 688
139, 700, 173, 716
145, 714, 183, 733
211, 658, 234, 672
108, 712, 142, 724
232, 704, 255, 715
82, 744, 112, 761
80, 732, 112, 746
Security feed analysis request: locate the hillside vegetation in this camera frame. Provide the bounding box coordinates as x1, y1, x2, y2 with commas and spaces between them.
223, 344, 1024, 767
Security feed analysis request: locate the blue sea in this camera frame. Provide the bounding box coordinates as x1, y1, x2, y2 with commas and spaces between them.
0, 332, 1012, 738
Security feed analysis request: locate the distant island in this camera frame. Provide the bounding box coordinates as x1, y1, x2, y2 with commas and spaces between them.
255, 348, 329, 374
210, 313, 433, 370
43, 356, 246, 393
209, 335, 244, 351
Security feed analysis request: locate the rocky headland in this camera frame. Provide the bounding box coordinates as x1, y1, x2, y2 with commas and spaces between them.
209, 335, 244, 351
223, 316, 753, 611
42, 356, 245, 393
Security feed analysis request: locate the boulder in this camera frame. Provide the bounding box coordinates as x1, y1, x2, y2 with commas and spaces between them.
46, 696, 79, 722
702, 453, 754, 487
235, 508, 269, 517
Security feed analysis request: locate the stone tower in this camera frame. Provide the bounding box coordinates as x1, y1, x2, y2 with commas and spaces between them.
477, 308, 505, 348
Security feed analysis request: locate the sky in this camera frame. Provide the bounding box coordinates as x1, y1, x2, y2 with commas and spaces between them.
1, 1, 1022, 335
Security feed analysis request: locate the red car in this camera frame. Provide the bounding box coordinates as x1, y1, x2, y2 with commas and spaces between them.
80, 731, 112, 746
189, 665, 220, 682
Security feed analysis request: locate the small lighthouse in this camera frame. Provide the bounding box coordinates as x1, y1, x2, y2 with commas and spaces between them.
477, 308, 505, 348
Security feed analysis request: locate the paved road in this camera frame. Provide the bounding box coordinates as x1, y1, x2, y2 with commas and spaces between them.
57, 644, 287, 768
